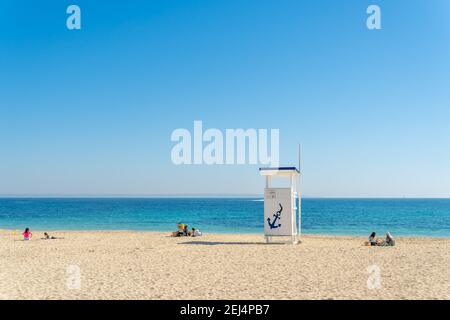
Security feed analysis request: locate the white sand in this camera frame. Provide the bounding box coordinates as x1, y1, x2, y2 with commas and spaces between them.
0, 230, 449, 300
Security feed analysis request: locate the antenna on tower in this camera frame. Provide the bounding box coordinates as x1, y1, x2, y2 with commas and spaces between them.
298, 143, 302, 174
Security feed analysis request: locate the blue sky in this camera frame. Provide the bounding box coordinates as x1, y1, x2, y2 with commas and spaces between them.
1, 0, 449, 197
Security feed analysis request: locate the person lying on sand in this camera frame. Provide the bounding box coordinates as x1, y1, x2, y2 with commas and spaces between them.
42, 232, 63, 240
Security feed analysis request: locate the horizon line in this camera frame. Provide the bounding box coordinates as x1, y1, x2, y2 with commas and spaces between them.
0, 194, 449, 199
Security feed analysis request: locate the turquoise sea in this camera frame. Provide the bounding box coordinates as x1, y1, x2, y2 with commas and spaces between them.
0, 198, 449, 237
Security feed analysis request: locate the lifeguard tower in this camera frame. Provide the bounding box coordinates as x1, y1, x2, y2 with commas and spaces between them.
259, 166, 301, 244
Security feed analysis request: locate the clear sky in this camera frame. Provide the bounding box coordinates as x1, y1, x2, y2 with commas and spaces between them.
1, 0, 449, 197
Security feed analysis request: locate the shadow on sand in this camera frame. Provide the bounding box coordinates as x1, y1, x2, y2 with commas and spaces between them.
178, 240, 284, 246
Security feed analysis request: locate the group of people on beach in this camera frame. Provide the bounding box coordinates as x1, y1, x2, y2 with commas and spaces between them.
21, 228, 61, 241
367, 232, 395, 246
21, 225, 202, 241
20, 227, 395, 246
172, 223, 202, 237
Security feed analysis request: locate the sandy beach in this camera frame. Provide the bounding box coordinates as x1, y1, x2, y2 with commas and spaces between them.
0, 230, 449, 300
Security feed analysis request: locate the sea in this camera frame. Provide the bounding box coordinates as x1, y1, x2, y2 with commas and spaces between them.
0, 198, 449, 237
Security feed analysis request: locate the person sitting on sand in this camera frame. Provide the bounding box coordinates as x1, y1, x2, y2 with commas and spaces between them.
368, 232, 379, 246
187, 228, 197, 236
380, 232, 395, 247
22, 228, 32, 241
172, 223, 186, 237
191, 228, 202, 237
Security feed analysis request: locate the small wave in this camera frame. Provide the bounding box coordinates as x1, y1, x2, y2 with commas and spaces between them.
250, 199, 264, 202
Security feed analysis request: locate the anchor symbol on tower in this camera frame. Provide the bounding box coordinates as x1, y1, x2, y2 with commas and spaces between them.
267, 203, 283, 229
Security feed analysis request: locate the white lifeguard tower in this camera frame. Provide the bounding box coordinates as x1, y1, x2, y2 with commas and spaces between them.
259, 166, 301, 244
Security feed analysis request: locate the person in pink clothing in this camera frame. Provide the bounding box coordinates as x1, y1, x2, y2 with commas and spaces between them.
22, 228, 32, 240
